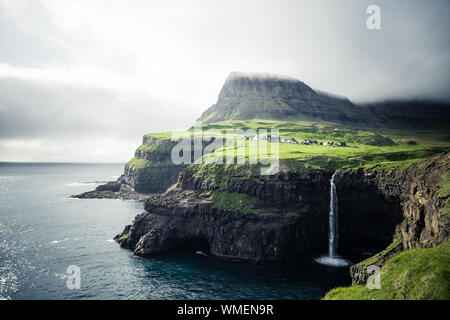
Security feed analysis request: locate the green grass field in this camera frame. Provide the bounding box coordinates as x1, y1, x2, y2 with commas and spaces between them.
139, 119, 450, 173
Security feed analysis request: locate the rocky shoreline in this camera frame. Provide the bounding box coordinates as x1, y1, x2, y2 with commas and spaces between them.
72, 175, 151, 201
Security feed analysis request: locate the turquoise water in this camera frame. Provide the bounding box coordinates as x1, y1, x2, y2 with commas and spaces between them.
0, 163, 350, 300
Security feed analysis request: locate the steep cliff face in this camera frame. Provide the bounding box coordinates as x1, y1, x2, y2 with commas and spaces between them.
177, 163, 330, 204
123, 137, 188, 193
115, 151, 449, 265
116, 164, 332, 261
339, 152, 450, 285
116, 189, 327, 261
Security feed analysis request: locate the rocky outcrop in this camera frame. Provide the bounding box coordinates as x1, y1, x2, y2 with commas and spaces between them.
72, 175, 150, 200
115, 164, 332, 261
115, 188, 327, 262
339, 152, 450, 284
123, 137, 188, 193
73, 135, 201, 199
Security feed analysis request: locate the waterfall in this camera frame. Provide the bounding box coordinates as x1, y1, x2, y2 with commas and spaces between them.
328, 172, 338, 257
314, 171, 349, 267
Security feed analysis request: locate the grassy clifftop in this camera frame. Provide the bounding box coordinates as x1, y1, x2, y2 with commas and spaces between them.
324, 240, 450, 300
192, 120, 449, 172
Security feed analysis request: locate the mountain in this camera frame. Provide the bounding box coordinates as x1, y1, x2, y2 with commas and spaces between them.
198, 72, 371, 124
198, 72, 450, 128
364, 100, 450, 128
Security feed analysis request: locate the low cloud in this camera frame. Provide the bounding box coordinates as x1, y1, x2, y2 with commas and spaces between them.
0, 0, 449, 161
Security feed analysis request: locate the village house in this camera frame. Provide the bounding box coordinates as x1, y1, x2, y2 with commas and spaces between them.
301, 139, 319, 145
241, 133, 342, 147
268, 135, 280, 142
243, 134, 297, 144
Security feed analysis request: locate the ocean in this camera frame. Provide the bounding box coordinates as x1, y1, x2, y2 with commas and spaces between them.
0, 163, 350, 300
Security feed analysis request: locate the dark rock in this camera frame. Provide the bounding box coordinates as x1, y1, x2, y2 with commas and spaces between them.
343, 151, 450, 284
72, 180, 150, 201
95, 181, 121, 192
116, 152, 449, 265
116, 189, 327, 262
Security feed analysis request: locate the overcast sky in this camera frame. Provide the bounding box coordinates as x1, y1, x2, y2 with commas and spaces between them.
0, 0, 449, 162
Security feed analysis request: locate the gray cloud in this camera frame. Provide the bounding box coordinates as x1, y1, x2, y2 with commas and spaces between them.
0, 0, 449, 161
0, 78, 198, 140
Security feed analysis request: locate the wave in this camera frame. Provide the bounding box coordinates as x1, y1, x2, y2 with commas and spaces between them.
50, 238, 70, 244
66, 180, 109, 187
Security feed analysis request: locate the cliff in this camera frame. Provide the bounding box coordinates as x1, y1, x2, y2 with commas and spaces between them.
123, 136, 187, 193
74, 134, 217, 199
115, 163, 331, 261
337, 152, 450, 286
115, 152, 450, 265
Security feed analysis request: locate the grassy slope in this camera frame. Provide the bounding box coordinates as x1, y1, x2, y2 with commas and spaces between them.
134, 120, 449, 173
150, 119, 449, 171
324, 240, 450, 300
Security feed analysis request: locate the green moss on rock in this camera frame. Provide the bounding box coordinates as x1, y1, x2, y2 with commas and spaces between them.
210, 190, 259, 214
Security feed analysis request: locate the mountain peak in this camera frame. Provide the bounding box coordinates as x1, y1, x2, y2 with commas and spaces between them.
198, 72, 361, 124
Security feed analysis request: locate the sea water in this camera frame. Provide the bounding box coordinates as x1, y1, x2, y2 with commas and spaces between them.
0, 163, 350, 300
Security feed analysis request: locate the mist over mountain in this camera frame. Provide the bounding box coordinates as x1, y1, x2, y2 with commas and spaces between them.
363, 100, 450, 128
198, 72, 450, 128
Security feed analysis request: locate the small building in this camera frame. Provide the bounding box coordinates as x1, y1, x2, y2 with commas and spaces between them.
301, 139, 318, 145
288, 138, 298, 144
269, 136, 280, 143
336, 141, 347, 147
